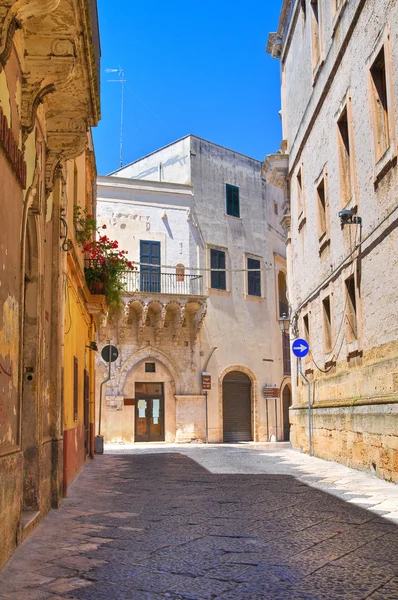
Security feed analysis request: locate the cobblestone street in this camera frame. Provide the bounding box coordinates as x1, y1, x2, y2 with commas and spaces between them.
1, 445, 398, 600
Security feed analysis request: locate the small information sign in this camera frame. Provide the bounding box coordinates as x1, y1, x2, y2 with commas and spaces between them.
263, 387, 279, 399
202, 372, 212, 391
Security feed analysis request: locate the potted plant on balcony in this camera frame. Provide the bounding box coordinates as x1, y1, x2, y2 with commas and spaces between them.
74, 206, 136, 311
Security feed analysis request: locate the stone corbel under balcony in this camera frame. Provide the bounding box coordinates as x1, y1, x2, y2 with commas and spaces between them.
0, 0, 61, 66
262, 150, 289, 189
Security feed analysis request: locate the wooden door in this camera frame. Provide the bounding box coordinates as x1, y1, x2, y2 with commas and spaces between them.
135, 385, 164, 442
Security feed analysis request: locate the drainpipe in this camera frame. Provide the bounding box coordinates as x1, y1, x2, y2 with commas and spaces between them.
203, 347, 217, 372
202, 348, 217, 445
298, 358, 312, 456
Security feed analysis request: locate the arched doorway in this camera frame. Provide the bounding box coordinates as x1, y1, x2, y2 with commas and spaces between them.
282, 384, 292, 441
222, 371, 252, 442
21, 213, 41, 510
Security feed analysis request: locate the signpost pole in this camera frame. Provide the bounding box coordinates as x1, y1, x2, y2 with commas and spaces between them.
98, 349, 111, 437
96, 342, 119, 455
298, 358, 312, 456
201, 372, 211, 444
205, 391, 208, 444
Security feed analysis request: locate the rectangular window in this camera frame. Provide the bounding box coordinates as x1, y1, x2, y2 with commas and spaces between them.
370, 46, 390, 162
311, 0, 321, 70
226, 184, 240, 218
303, 313, 310, 342
145, 362, 156, 373
297, 167, 304, 219
73, 356, 78, 422
247, 258, 261, 297
337, 106, 352, 206
322, 296, 332, 353
210, 249, 226, 290
317, 177, 328, 239
345, 275, 358, 341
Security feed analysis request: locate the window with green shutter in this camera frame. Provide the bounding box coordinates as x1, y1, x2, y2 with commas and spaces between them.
226, 184, 240, 218
210, 249, 226, 290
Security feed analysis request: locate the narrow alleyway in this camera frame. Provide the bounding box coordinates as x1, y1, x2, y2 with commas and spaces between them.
1, 446, 398, 600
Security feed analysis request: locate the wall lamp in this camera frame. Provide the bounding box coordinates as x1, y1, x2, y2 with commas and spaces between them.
278, 313, 290, 333
338, 209, 362, 226
86, 341, 98, 351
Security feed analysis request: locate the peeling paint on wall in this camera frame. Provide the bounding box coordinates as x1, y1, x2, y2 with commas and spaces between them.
0, 295, 19, 391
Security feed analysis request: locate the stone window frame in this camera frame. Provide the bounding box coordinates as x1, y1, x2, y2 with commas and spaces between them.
331, 0, 348, 35
320, 288, 334, 357
335, 91, 358, 210
310, 0, 324, 83
342, 263, 362, 359
296, 163, 306, 232
366, 26, 397, 184
314, 165, 330, 255
302, 307, 312, 367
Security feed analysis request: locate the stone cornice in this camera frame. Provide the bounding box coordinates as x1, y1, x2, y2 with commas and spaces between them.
266, 0, 293, 58
0, 0, 101, 192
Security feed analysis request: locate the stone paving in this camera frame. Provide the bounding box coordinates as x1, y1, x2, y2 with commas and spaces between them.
1, 444, 398, 600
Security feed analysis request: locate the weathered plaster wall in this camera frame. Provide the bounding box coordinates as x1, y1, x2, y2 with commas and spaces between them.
190, 137, 287, 441
113, 137, 191, 184
278, 0, 398, 479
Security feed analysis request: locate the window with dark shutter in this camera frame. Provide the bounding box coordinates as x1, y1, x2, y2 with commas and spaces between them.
210, 249, 226, 290
247, 258, 261, 297
73, 356, 78, 422
226, 184, 240, 218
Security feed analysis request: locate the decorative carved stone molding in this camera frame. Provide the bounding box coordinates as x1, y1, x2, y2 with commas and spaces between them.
45, 132, 87, 193
138, 303, 149, 344
192, 303, 207, 346
173, 304, 186, 346
0, 0, 61, 66
155, 305, 167, 345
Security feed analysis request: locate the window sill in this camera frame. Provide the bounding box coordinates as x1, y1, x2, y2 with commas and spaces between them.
245, 294, 264, 303
225, 213, 241, 220
298, 212, 306, 232
319, 233, 330, 256
332, 1, 347, 35
312, 58, 324, 86
207, 288, 231, 297
374, 144, 397, 186
346, 338, 359, 358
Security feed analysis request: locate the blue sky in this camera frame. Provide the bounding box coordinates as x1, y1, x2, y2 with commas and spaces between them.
93, 1, 283, 176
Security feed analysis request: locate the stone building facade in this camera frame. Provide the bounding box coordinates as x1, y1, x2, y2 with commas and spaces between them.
267, 0, 398, 481
0, 0, 101, 567
96, 136, 291, 445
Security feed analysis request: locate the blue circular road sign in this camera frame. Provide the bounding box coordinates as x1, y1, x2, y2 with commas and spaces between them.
292, 338, 310, 358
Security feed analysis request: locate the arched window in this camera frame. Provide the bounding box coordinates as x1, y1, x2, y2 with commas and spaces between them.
176, 264, 185, 282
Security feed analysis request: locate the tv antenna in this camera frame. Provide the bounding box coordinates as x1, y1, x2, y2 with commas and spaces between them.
105, 66, 126, 168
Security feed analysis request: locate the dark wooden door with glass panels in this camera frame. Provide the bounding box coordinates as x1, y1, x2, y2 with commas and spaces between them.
140, 240, 161, 293
135, 382, 164, 442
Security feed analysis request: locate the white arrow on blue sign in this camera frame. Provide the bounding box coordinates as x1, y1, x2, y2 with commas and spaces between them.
292, 338, 310, 358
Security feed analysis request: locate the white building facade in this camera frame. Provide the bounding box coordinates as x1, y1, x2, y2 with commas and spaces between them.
96, 135, 290, 444
267, 1, 398, 481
